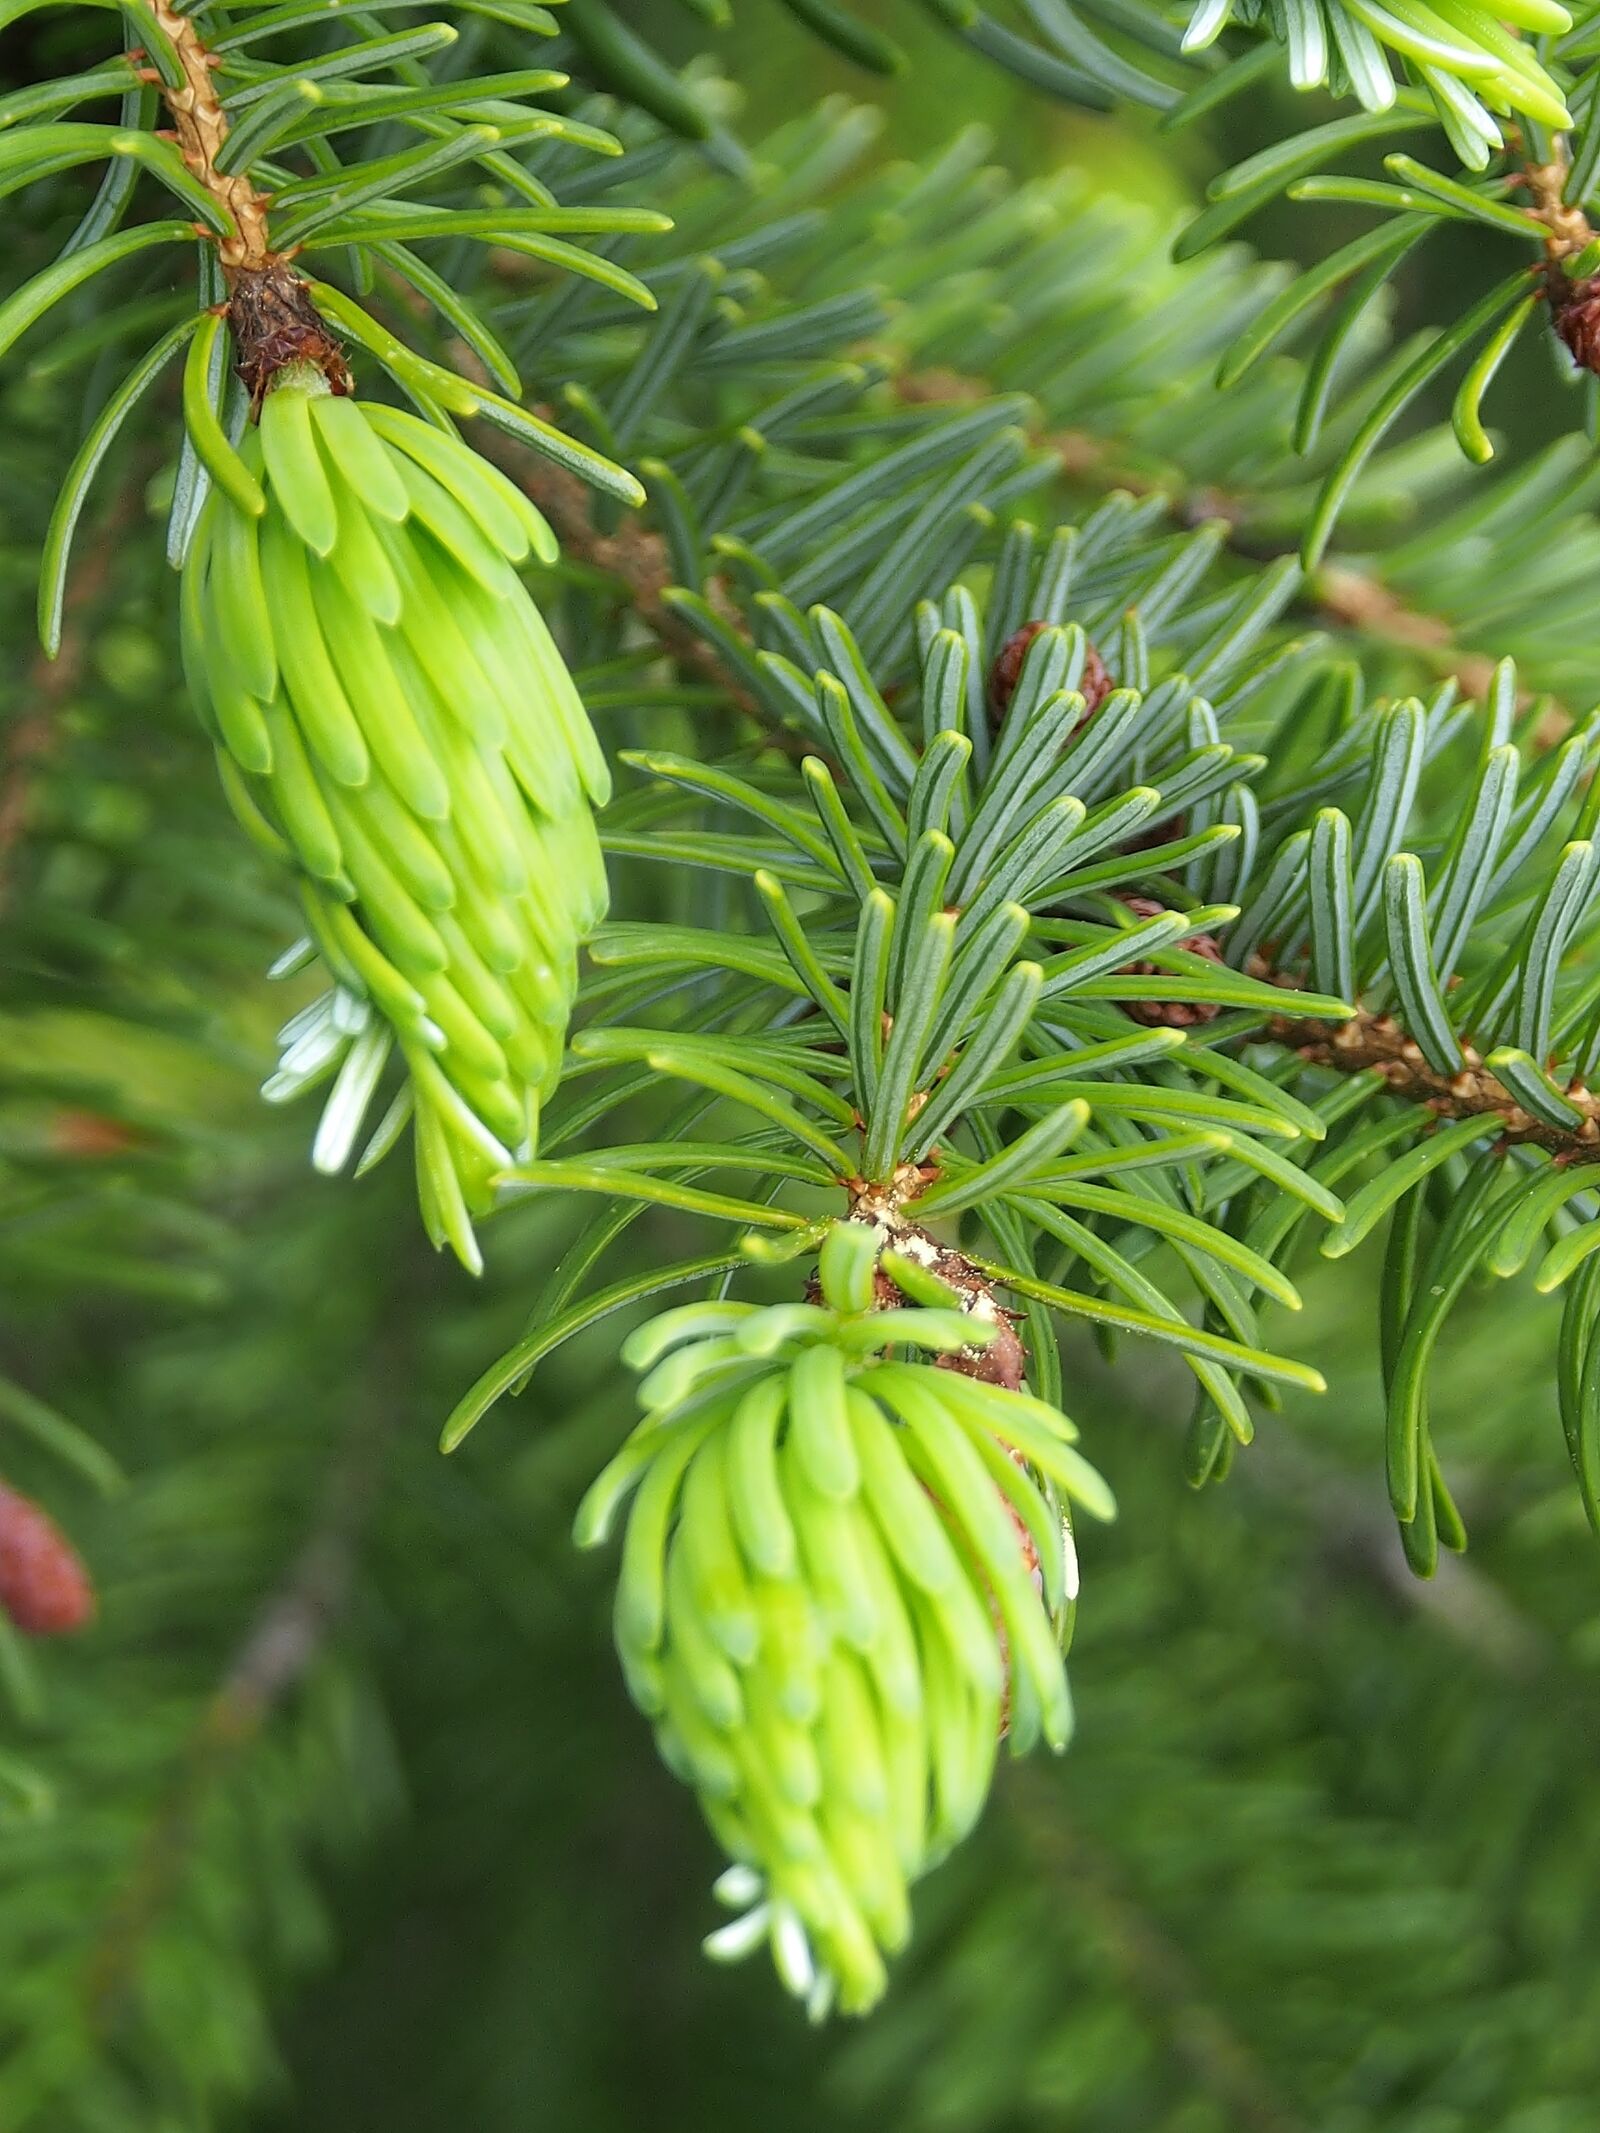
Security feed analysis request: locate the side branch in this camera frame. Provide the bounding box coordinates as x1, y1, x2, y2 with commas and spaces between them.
491, 374, 1600, 1173
897, 369, 1579, 736
1271, 1007, 1600, 1162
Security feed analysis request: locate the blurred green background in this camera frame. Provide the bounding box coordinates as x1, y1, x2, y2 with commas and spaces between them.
4, 4, 1600, 2129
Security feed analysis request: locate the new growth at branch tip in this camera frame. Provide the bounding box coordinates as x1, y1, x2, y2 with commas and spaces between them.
576, 1217, 1112, 2019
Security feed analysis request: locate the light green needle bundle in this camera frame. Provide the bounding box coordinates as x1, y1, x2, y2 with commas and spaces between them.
182, 362, 609, 1271
576, 1221, 1116, 2016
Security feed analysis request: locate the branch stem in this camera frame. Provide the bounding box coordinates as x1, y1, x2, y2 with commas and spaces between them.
1270, 1004, 1600, 1164
144, 0, 273, 271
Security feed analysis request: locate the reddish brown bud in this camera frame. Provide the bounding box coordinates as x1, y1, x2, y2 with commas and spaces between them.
48, 1109, 141, 1160
987, 621, 1113, 733
1115, 893, 1226, 1029
0, 1483, 95, 1637
1549, 264, 1600, 375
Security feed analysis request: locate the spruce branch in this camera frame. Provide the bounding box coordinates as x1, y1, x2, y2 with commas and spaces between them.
133, 0, 356, 401
12, 14, 1600, 2059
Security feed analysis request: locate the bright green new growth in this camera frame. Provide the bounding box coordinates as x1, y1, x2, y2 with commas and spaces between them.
575, 1219, 1115, 2017
1181, 0, 1572, 164
181, 364, 611, 1273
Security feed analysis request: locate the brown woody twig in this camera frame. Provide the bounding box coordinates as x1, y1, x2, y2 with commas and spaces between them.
144, 0, 272, 271
1270, 1005, 1600, 1165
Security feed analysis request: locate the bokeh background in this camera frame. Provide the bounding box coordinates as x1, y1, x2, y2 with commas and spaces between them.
3, 2, 1600, 2128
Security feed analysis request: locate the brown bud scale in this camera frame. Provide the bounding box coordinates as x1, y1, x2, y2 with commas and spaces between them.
1549, 262, 1600, 375
227, 261, 353, 413
807, 1227, 1027, 1389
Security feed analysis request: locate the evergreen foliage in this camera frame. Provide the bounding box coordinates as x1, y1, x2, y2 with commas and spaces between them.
6, 0, 1600, 2116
